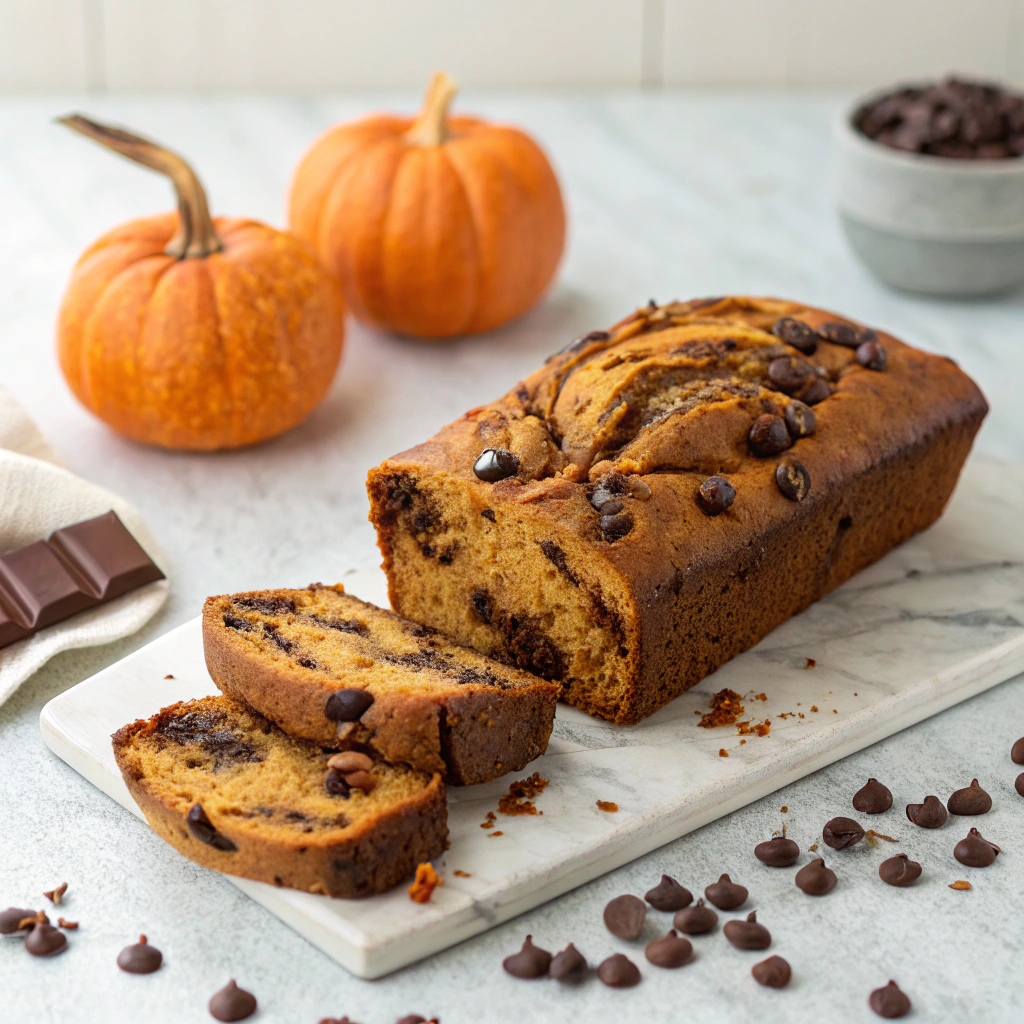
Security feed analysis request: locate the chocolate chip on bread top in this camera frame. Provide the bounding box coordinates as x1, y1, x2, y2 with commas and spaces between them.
202, 584, 558, 785
368, 296, 988, 725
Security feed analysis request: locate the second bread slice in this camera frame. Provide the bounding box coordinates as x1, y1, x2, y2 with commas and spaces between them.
203, 583, 559, 785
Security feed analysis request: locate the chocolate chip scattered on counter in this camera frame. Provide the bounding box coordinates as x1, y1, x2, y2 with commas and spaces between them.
209, 979, 257, 1022
186, 804, 238, 852
767, 356, 816, 395
696, 476, 736, 517
869, 980, 912, 1019
324, 688, 374, 722
795, 858, 837, 896
1012, 737, 1024, 764
783, 400, 816, 439
600, 511, 634, 541
645, 929, 693, 968
853, 778, 893, 814
752, 955, 791, 988
748, 414, 792, 456
25, 921, 67, 957
801, 376, 831, 405
704, 874, 748, 911
603, 894, 647, 939
878, 854, 922, 887
1016, 773, 1024, 798
473, 448, 519, 483
954, 828, 1000, 867
673, 898, 718, 935
550, 943, 587, 983
906, 795, 947, 829
822, 816, 865, 850
503, 936, 552, 979
817, 321, 860, 348
775, 459, 811, 502
597, 953, 641, 988
754, 836, 800, 867
117, 934, 163, 974
43, 882, 68, 906
324, 768, 351, 797
773, 317, 818, 354
724, 912, 771, 951
947, 779, 992, 815
0, 908, 35, 934
856, 341, 887, 371
327, 751, 374, 773
645, 874, 693, 912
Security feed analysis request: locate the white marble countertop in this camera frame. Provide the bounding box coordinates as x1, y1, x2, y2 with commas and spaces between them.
1, 90, 1022, 1022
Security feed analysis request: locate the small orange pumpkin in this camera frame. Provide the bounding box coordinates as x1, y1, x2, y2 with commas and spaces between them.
57, 116, 345, 451
288, 72, 566, 339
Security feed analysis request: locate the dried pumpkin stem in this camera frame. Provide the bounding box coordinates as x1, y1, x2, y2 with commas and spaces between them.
57, 114, 223, 260
405, 71, 459, 147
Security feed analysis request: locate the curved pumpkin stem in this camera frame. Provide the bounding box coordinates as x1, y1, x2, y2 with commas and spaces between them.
405, 71, 459, 147
58, 114, 223, 260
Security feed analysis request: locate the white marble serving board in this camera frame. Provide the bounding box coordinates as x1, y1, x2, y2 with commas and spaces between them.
39, 457, 1024, 979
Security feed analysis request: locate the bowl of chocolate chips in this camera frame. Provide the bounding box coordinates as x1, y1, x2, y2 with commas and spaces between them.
835, 76, 1024, 296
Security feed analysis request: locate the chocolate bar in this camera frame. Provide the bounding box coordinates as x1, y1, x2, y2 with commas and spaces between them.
0, 511, 165, 650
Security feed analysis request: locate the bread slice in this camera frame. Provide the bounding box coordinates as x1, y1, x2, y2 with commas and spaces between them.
202, 584, 559, 785
112, 696, 446, 898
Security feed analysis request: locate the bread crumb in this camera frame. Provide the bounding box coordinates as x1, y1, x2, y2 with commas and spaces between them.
739, 739, 746, 745
408, 863, 442, 903
780, 806, 788, 813
833, 709, 838, 714
719, 748, 729, 757
164, 673, 174, 679
736, 719, 771, 737
810, 705, 819, 713
489, 831, 504, 837
804, 658, 816, 669
698, 689, 745, 728
596, 800, 619, 813
480, 811, 496, 830
453, 870, 472, 878
498, 772, 549, 816
949, 880, 971, 891
753, 692, 767, 701
809, 842, 819, 852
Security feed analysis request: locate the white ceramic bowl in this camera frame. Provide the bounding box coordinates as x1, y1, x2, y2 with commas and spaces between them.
835, 94, 1024, 296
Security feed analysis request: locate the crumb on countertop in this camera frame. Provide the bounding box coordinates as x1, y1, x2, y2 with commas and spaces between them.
408, 863, 442, 904
596, 800, 619, 813
698, 688, 745, 728
498, 772, 549, 816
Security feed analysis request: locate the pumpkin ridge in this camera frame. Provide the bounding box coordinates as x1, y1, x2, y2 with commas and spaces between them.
437, 146, 485, 336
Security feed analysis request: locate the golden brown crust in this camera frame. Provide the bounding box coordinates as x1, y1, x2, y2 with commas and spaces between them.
202, 585, 558, 785
112, 698, 447, 898
367, 296, 989, 724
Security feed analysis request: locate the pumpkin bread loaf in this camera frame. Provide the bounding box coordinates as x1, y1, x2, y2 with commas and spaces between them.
367, 296, 988, 725
112, 696, 446, 898
203, 584, 558, 785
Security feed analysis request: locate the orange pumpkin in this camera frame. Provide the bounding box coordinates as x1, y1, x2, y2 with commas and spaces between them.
57, 116, 345, 451
288, 72, 566, 339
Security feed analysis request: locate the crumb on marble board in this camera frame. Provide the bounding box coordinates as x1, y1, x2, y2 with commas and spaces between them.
498, 772, 549, 816
949, 880, 971, 891
719, 748, 729, 757
408, 863, 442, 903
480, 811, 496, 830
596, 800, 619, 813
698, 689, 745, 728
804, 658, 816, 669
453, 870, 472, 878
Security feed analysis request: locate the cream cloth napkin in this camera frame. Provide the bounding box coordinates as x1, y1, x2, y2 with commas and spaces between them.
0, 386, 169, 706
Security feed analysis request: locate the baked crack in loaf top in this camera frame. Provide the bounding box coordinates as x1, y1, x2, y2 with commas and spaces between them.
203, 584, 558, 785
112, 696, 446, 897
368, 296, 988, 725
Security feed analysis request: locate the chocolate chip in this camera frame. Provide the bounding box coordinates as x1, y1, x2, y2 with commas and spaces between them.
704, 874, 747, 910
749, 414, 791, 457
117, 934, 163, 973
503, 935, 551, 978
878, 853, 922, 887
603, 894, 646, 939
1017, 772, 1024, 798
0, 908, 34, 934
754, 836, 800, 867
853, 778, 893, 814
801, 376, 831, 405
869, 980, 911, 1019
775, 460, 810, 501
480, 508, 496, 522
600, 511, 634, 541
597, 953, 641, 988
1012, 737, 1024, 764
857, 341, 887, 370
645, 929, 692, 968
767, 356, 816, 395
822, 816, 865, 850
644, 875, 693, 912
25, 921, 67, 957
473, 448, 519, 483
324, 688, 374, 722
954, 827, 1000, 867
673, 898, 718, 934
906, 795, 947, 828
324, 769, 351, 797
696, 476, 735, 517
724, 911, 771, 951
783, 400, 816, 439
773, 317, 817, 354
795, 858, 837, 895
550, 942, 587, 983
947, 779, 992, 816
186, 804, 237, 852
209, 979, 257, 1021
817, 321, 860, 348
752, 955, 791, 988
